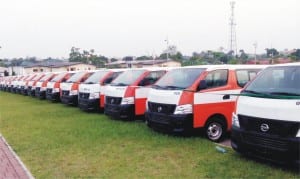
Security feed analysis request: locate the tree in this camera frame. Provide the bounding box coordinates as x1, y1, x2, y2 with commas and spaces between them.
265, 48, 279, 58
290, 49, 300, 61
136, 56, 152, 60
239, 49, 248, 64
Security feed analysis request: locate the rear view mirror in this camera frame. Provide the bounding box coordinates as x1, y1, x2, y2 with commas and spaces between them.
198, 80, 207, 91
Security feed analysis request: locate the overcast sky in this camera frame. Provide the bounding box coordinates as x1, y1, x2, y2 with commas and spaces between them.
0, 0, 299, 59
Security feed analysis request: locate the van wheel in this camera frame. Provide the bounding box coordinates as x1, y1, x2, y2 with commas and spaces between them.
205, 117, 226, 142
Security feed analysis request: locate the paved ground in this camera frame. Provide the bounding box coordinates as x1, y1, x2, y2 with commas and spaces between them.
0, 135, 33, 179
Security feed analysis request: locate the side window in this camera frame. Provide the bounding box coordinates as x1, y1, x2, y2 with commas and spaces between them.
236, 69, 260, 87
140, 71, 165, 86
205, 70, 228, 89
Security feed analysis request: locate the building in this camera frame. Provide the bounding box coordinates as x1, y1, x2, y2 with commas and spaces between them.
0, 67, 8, 77
24, 62, 96, 74
105, 59, 181, 68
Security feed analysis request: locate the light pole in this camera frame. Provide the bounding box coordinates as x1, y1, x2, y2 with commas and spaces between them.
253, 42, 257, 64
165, 38, 169, 60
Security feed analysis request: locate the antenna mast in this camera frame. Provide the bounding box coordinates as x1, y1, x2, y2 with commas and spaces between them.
229, 1, 237, 56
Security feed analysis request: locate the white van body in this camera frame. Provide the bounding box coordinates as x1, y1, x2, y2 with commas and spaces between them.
231, 62, 300, 166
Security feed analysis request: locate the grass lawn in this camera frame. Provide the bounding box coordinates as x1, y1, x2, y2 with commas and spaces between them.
0, 92, 299, 178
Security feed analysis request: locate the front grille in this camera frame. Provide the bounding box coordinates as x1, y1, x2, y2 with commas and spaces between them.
242, 133, 289, 151
62, 90, 69, 96
148, 102, 176, 115
46, 88, 53, 94
106, 96, 122, 105
36, 87, 41, 92
79, 92, 89, 99
238, 115, 299, 137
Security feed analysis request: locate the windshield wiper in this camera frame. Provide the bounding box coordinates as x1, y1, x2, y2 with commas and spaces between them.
85, 82, 95, 84
111, 82, 127, 86
151, 85, 162, 89
242, 90, 263, 95
164, 85, 185, 90
269, 92, 300, 96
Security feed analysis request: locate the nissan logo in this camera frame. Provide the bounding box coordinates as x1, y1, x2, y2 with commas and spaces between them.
157, 106, 162, 112
260, 123, 270, 132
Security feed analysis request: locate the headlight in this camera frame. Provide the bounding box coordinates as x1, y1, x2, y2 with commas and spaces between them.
32, 86, 36, 90
296, 129, 300, 137
89, 92, 99, 99
146, 101, 149, 111
174, 104, 193, 114
70, 90, 78, 95
121, 97, 134, 105
232, 113, 240, 128
53, 88, 60, 93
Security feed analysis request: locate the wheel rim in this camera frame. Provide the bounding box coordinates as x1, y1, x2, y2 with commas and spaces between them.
207, 122, 223, 141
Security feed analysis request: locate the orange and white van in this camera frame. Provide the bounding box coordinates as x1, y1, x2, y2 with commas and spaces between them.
78, 69, 125, 112
27, 73, 46, 96
145, 65, 266, 142
35, 72, 57, 99
60, 71, 93, 106
46, 71, 75, 102
104, 68, 168, 120
20, 74, 37, 95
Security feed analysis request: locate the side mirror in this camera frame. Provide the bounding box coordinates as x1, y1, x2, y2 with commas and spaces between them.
198, 80, 207, 91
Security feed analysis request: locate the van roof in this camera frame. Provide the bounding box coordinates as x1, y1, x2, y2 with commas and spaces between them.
272, 62, 300, 67
176, 64, 268, 71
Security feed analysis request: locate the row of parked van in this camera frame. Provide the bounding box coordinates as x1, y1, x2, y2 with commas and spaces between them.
1, 63, 299, 166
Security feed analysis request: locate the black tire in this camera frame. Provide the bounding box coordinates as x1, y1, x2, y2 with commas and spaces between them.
205, 117, 226, 142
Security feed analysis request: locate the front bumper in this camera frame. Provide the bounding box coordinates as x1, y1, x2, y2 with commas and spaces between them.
28, 89, 35, 96
231, 127, 300, 167
145, 111, 193, 133
35, 90, 46, 99
78, 98, 100, 111
104, 103, 134, 120
46, 92, 60, 102
61, 95, 78, 106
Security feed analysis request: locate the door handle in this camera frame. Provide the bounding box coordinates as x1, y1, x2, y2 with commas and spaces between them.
223, 94, 230, 100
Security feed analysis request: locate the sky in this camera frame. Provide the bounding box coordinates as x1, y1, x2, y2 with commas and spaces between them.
0, 0, 299, 59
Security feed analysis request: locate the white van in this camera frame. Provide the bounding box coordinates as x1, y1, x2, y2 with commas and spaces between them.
78, 69, 124, 112
146, 65, 266, 142
231, 62, 300, 165
104, 68, 168, 120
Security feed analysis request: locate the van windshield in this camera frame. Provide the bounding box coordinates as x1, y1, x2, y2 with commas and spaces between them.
243, 65, 300, 98
154, 68, 205, 90
66, 71, 86, 83
51, 72, 68, 82
40, 73, 54, 82
84, 71, 109, 84
111, 70, 146, 86
31, 74, 43, 81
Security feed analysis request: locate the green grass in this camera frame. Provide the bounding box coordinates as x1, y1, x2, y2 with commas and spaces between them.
0, 92, 299, 178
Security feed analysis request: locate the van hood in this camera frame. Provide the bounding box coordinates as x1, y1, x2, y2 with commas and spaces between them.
147, 88, 182, 105
60, 82, 73, 91
237, 96, 300, 122
104, 85, 127, 98
79, 84, 100, 93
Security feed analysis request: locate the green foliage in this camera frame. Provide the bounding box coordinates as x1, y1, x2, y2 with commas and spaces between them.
136, 56, 152, 60
289, 49, 300, 61
69, 47, 108, 68
265, 48, 279, 57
